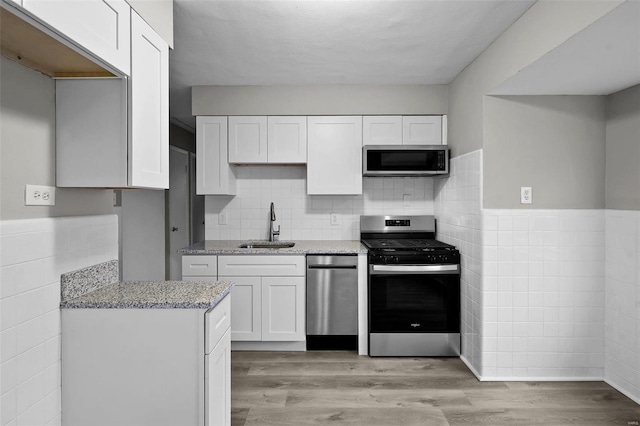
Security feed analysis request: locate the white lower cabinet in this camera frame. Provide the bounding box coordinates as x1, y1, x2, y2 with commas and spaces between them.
218, 255, 306, 343
62, 295, 231, 426
206, 328, 231, 426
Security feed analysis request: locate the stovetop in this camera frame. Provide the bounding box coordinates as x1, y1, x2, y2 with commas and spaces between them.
361, 238, 456, 251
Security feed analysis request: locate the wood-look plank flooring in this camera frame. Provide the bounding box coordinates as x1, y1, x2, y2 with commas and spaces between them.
231, 351, 640, 426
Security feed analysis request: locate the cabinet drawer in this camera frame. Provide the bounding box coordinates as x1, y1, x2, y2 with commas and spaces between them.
205, 295, 231, 354
182, 255, 217, 277
218, 255, 305, 276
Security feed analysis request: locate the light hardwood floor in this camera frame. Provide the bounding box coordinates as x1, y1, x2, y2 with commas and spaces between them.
231, 351, 640, 426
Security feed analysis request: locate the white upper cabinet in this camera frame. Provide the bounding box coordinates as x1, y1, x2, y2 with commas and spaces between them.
307, 116, 363, 195
228, 116, 268, 163
128, 11, 169, 188
363, 116, 402, 145
402, 116, 443, 145
228, 116, 307, 164
267, 116, 307, 163
55, 10, 169, 189
22, 0, 131, 75
196, 116, 236, 195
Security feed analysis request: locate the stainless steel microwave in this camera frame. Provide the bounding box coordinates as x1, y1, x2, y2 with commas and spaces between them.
362, 145, 449, 177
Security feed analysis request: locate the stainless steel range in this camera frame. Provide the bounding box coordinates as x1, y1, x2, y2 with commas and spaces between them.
361, 215, 461, 357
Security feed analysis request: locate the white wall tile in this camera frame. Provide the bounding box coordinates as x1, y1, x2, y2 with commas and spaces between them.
205, 166, 435, 240
604, 210, 640, 402
0, 215, 118, 425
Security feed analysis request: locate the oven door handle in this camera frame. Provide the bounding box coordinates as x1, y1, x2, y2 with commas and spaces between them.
370, 264, 460, 275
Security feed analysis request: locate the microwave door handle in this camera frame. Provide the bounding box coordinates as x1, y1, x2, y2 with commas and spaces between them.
370, 264, 460, 275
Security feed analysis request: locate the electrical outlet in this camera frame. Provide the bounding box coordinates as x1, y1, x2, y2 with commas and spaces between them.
521, 187, 532, 204
403, 194, 412, 207
330, 213, 341, 226
25, 184, 55, 206
218, 211, 228, 225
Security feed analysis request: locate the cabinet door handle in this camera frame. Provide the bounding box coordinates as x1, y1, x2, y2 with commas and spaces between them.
172, 227, 179, 232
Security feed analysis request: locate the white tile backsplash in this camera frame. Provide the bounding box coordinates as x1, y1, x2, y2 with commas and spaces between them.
0, 215, 118, 426
204, 166, 435, 240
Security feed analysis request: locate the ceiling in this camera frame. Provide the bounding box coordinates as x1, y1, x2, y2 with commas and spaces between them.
492, 0, 640, 96
169, 0, 535, 130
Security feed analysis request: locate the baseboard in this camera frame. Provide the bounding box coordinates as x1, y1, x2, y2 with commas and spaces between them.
460, 355, 482, 380
231, 341, 307, 351
479, 376, 604, 382
605, 378, 640, 405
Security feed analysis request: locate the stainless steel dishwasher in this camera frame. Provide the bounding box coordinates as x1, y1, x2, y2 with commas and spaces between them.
306, 255, 358, 350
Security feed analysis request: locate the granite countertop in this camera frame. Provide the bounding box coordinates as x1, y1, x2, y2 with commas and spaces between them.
61, 280, 233, 309
179, 240, 367, 255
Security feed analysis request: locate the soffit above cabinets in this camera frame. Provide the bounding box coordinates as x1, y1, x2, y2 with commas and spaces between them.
491, 0, 640, 96
0, 4, 114, 77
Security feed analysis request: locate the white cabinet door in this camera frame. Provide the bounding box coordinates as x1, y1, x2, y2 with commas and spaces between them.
363, 116, 402, 145
226, 276, 262, 341
402, 116, 443, 145
205, 328, 231, 426
267, 116, 307, 163
22, 0, 131, 74
196, 117, 236, 195
128, 11, 169, 188
261, 277, 305, 342
307, 116, 363, 195
228, 116, 268, 163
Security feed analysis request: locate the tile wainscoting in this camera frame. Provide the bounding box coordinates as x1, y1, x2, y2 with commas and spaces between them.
205, 166, 435, 240
435, 150, 639, 404
435, 149, 483, 376
481, 209, 606, 380
605, 209, 640, 403
0, 215, 118, 425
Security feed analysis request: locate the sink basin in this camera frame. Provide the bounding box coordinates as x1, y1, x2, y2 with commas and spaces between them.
239, 241, 295, 249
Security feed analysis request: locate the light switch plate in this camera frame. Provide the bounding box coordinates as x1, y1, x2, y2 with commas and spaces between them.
330, 213, 341, 226
521, 187, 532, 204
25, 184, 56, 206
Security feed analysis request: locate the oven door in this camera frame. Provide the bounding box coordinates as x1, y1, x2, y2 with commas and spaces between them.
369, 264, 460, 334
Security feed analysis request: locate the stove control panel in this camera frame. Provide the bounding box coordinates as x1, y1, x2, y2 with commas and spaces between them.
385, 219, 410, 227
369, 251, 460, 265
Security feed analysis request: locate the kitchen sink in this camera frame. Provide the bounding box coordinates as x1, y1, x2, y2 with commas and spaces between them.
239, 241, 295, 249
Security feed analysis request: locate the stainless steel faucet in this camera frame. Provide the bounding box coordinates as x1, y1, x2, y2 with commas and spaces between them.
269, 202, 280, 241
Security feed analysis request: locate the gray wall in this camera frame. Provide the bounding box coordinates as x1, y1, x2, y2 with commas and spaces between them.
126, 0, 174, 48
605, 84, 640, 211
484, 95, 606, 209
119, 189, 166, 280
192, 85, 448, 116
448, 0, 622, 157
0, 57, 114, 220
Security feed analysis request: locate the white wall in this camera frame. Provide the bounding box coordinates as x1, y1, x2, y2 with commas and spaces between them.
0, 215, 118, 425
448, 0, 622, 157
205, 166, 435, 240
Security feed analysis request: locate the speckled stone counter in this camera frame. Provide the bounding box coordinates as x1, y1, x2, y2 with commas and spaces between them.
179, 240, 367, 255
61, 280, 233, 309
60, 260, 233, 309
